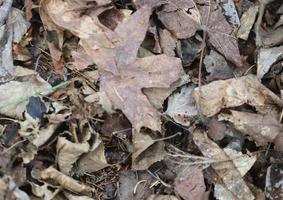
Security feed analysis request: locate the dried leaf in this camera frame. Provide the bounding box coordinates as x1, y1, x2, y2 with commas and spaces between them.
40, 166, 93, 195
174, 166, 206, 200
144, 74, 190, 109
132, 130, 165, 170
147, 195, 178, 200
219, 111, 282, 146
193, 75, 283, 117
0, 6, 30, 82
205, 7, 242, 67
165, 85, 198, 126
118, 170, 154, 200
100, 55, 184, 131
207, 117, 227, 141
237, 5, 259, 40
219, 0, 240, 28
77, 138, 109, 173
71, 46, 94, 71
159, 29, 177, 57
223, 147, 256, 176
157, 1, 200, 39
204, 50, 234, 81
57, 137, 89, 175
265, 163, 283, 200
193, 130, 255, 200
0, 74, 51, 119
40, 1, 64, 72
257, 46, 283, 80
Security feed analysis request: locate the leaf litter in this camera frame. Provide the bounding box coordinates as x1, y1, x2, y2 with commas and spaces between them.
1, 0, 283, 199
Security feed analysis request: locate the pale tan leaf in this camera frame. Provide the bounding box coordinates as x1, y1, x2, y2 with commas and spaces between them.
193, 130, 255, 200
40, 166, 93, 195
77, 138, 109, 173
193, 75, 283, 117
146, 195, 178, 200
219, 111, 282, 146
132, 130, 165, 170
57, 137, 89, 175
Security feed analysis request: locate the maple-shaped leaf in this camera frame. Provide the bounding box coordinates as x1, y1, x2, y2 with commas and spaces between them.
100, 55, 184, 131
45, 1, 184, 131
201, 5, 243, 67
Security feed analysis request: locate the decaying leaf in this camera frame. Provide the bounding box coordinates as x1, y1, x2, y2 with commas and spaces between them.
70, 47, 94, 71
159, 29, 177, 57
265, 163, 283, 200
132, 130, 165, 170
204, 50, 234, 81
40, 166, 93, 195
237, 5, 259, 40
40, 1, 64, 72
77, 137, 109, 173
219, 111, 283, 146
157, 0, 201, 39
203, 6, 243, 67
194, 75, 283, 117
219, 0, 240, 28
57, 137, 89, 175
0, 6, 30, 82
207, 117, 227, 141
165, 85, 198, 126
257, 46, 283, 80
193, 129, 255, 200
223, 147, 256, 176
100, 55, 184, 131
0, 74, 51, 119
174, 166, 206, 200
118, 170, 154, 200
144, 74, 190, 109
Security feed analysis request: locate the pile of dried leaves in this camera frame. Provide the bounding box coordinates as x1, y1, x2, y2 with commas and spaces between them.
1, 0, 283, 199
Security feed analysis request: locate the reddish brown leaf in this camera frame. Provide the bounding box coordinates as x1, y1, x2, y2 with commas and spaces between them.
174, 167, 206, 200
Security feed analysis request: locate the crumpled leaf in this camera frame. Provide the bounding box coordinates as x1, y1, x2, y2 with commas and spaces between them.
45, 0, 150, 74
237, 5, 259, 40
0, 74, 51, 119
0, 6, 30, 82
40, 166, 93, 195
174, 166, 206, 200
165, 85, 198, 126
0, 175, 30, 200
100, 55, 184, 131
193, 75, 283, 117
77, 137, 109, 173
157, 0, 201, 39
132, 130, 165, 170
193, 129, 255, 200
40, 1, 64, 72
265, 163, 283, 200
257, 46, 283, 80
57, 137, 90, 175
219, 111, 282, 146
204, 50, 234, 81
